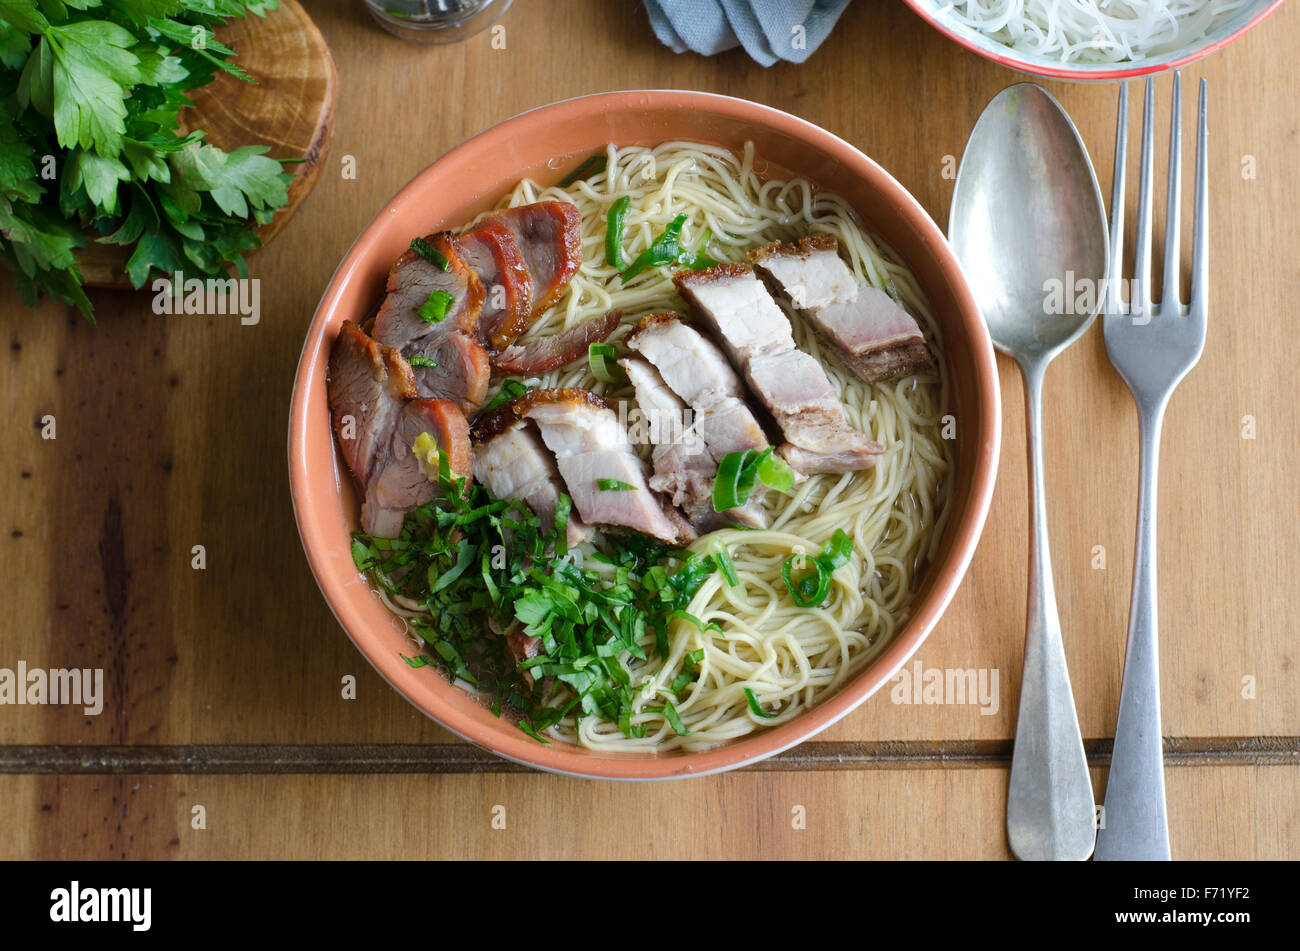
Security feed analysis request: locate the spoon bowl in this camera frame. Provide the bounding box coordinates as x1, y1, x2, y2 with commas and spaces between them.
951, 83, 1108, 363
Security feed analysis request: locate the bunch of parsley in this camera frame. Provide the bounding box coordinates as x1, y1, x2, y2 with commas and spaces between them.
0, 0, 292, 320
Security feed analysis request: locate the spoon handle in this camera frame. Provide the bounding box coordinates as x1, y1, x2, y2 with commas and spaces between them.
1094, 397, 1171, 861
1006, 360, 1097, 861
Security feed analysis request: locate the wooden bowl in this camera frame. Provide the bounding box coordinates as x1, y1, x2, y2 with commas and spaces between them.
288, 91, 1001, 780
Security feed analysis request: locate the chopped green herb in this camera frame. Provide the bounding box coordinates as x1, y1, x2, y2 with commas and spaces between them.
588, 342, 623, 383
410, 236, 450, 270
714, 543, 739, 587
713, 446, 795, 512
400, 654, 432, 669
744, 687, 777, 719
483, 379, 528, 412
622, 214, 688, 281
597, 478, 635, 491
349, 459, 720, 743
780, 529, 855, 608
418, 289, 454, 323
558, 153, 608, 187
408, 355, 438, 369
604, 194, 631, 271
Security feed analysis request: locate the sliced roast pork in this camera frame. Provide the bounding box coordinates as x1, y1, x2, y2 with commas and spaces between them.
363, 398, 472, 538
620, 358, 721, 531
461, 201, 583, 350
749, 236, 934, 382
327, 320, 417, 486
457, 219, 533, 350
672, 266, 882, 474
370, 231, 491, 412
490, 309, 620, 375
471, 409, 591, 548
509, 388, 692, 545
624, 314, 769, 529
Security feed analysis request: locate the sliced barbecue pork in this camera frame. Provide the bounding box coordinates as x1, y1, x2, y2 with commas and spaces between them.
327, 320, 417, 486
490, 309, 620, 375
370, 231, 491, 412
749, 236, 934, 382
507, 388, 692, 545
471, 410, 591, 548
363, 398, 472, 538
461, 201, 582, 349
457, 219, 533, 350
672, 266, 882, 474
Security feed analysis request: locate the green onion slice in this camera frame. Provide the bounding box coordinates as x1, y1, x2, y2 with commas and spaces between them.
597, 478, 635, 491
407, 355, 438, 369
605, 195, 631, 272
418, 289, 453, 323
558, 154, 608, 187
622, 214, 688, 281
743, 687, 777, 719
781, 554, 831, 608
410, 236, 450, 271
588, 342, 623, 383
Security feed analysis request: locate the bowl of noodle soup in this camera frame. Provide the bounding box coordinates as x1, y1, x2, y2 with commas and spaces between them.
289, 90, 999, 779
904, 0, 1284, 80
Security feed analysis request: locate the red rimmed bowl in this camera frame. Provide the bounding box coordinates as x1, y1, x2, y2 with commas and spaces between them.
288, 90, 1000, 780
903, 0, 1285, 81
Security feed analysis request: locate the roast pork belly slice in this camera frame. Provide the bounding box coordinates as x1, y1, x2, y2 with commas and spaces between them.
673, 264, 790, 362
750, 236, 934, 384
804, 283, 934, 382
327, 321, 417, 487
625, 313, 768, 465
404, 331, 490, 412
621, 357, 761, 533
513, 388, 691, 545
362, 398, 472, 538
372, 232, 485, 352
749, 235, 857, 310
466, 201, 582, 344
471, 415, 592, 548
490, 309, 620, 375
457, 219, 533, 351
747, 349, 883, 469
673, 265, 881, 474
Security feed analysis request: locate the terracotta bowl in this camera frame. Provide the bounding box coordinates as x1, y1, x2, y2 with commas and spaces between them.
288, 90, 1000, 780
902, 0, 1285, 81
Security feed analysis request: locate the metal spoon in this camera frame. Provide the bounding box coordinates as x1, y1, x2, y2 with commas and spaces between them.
949, 83, 1108, 862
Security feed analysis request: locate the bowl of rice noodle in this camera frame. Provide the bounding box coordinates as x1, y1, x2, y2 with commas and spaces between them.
904, 0, 1284, 79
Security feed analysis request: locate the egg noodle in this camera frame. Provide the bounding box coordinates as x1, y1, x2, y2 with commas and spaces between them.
936, 0, 1251, 64
384, 141, 952, 751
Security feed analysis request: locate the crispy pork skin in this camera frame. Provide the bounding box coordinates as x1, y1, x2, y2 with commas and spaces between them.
673, 266, 881, 473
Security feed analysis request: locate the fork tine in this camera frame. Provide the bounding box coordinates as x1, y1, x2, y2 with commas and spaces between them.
1189, 77, 1209, 321
1107, 83, 1129, 318
1161, 73, 1182, 310
1133, 77, 1156, 320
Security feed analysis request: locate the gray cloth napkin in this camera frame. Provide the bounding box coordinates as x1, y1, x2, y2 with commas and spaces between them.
644, 0, 852, 66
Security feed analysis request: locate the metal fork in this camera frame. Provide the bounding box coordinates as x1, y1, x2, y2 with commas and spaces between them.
1094, 74, 1208, 862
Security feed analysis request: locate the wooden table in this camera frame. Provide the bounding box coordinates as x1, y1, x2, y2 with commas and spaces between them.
3, 0, 1297, 860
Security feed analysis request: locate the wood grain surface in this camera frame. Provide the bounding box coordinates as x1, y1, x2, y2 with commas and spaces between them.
2, 0, 1297, 859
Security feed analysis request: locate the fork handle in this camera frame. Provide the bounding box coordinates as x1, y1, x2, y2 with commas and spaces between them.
1095, 397, 1171, 861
